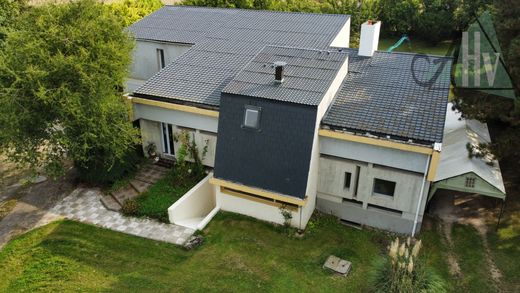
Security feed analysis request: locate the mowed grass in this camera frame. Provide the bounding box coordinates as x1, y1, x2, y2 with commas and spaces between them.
379, 37, 454, 56
134, 167, 204, 223
451, 224, 496, 293
488, 202, 520, 292
0, 214, 393, 292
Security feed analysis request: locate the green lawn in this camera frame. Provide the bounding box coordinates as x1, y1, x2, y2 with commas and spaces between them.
133, 166, 205, 222
379, 37, 454, 56
451, 224, 496, 292
0, 214, 427, 292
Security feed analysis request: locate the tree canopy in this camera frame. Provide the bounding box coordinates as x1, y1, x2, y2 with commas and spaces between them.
108, 0, 163, 27
0, 0, 139, 181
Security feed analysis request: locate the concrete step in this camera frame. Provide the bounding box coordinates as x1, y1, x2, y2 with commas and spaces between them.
100, 195, 121, 211
148, 164, 170, 174
129, 179, 153, 194
110, 185, 139, 206
156, 157, 175, 169
134, 167, 168, 185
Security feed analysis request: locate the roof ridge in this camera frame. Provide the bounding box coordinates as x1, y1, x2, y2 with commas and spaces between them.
164, 5, 351, 18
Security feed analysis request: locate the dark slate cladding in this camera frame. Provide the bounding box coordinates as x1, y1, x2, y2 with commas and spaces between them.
214, 93, 317, 199
129, 6, 350, 106
322, 49, 453, 145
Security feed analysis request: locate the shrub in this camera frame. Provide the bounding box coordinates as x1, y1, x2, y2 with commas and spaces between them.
76, 147, 143, 185
370, 237, 447, 293
279, 204, 293, 227
121, 199, 139, 216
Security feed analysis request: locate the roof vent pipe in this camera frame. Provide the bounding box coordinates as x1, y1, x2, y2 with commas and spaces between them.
274, 61, 286, 83
358, 20, 381, 57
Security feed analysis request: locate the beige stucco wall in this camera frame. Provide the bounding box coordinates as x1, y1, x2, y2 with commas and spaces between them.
168, 173, 216, 230
140, 119, 162, 156
139, 119, 217, 167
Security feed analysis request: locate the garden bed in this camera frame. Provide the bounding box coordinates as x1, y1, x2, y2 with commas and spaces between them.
128, 163, 207, 223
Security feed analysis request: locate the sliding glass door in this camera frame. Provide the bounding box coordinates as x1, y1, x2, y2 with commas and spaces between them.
161, 122, 175, 156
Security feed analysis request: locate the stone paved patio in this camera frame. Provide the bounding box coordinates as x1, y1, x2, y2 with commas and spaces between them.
42, 187, 195, 245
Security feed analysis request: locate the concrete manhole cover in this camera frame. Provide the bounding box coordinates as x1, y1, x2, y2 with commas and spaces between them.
323, 255, 351, 276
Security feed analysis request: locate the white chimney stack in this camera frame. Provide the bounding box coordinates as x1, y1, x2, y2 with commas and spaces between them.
358, 20, 381, 57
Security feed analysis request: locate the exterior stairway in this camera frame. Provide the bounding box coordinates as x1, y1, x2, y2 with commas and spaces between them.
100, 163, 171, 211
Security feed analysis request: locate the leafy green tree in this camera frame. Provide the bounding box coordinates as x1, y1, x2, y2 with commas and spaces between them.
0, 0, 26, 42
108, 0, 163, 27
416, 0, 455, 42
380, 0, 421, 35
0, 0, 139, 182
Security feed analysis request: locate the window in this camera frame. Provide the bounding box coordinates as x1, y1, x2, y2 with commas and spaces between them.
373, 178, 396, 197
243, 105, 261, 129
465, 177, 476, 188
344, 172, 352, 189
157, 48, 165, 69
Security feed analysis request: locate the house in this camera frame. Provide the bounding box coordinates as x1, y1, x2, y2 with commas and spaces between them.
126, 6, 502, 235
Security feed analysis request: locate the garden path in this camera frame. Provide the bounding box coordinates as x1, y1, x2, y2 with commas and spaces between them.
43, 187, 195, 245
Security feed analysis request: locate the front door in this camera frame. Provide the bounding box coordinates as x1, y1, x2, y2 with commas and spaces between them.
161, 122, 175, 157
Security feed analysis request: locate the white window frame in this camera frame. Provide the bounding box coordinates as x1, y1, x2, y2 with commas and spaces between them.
161, 122, 174, 156
242, 105, 261, 130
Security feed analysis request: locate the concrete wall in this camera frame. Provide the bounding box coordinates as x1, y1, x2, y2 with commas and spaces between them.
130, 40, 192, 81
330, 18, 351, 48
215, 186, 306, 228
316, 154, 430, 234
168, 173, 217, 230
303, 57, 349, 226
134, 103, 218, 133
320, 136, 429, 173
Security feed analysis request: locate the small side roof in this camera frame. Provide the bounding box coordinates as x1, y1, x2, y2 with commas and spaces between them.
434, 103, 506, 196
222, 46, 349, 106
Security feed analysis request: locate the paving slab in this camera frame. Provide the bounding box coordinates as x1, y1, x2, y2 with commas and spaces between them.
46, 188, 195, 245
130, 179, 153, 194
110, 185, 139, 205
100, 195, 121, 212
135, 166, 169, 184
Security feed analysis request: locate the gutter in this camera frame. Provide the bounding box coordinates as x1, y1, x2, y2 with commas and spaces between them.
412, 142, 442, 237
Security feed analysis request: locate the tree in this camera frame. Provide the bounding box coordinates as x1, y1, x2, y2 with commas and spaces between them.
0, 0, 139, 182
452, 0, 519, 164
416, 0, 455, 43
0, 0, 26, 43
108, 0, 163, 27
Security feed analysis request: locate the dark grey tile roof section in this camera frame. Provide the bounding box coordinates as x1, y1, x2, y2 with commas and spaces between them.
322, 49, 453, 145
222, 46, 348, 106
129, 6, 350, 106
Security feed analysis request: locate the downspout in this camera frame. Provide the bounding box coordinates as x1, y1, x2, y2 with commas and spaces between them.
412, 154, 431, 237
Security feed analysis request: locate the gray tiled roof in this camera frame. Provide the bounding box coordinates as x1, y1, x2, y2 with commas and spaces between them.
322, 49, 452, 144
129, 6, 350, 106
222, 46, 348, 106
